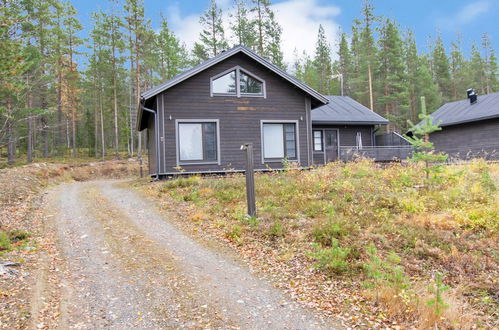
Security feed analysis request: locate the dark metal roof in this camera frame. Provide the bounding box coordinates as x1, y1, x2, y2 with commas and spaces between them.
141, 45, 328, 105
311, 96, 389, 125
429, 91, 499, 127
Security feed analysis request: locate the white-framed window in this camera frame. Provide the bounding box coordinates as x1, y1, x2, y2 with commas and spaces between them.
261, 122, 298, 161
176, 120, 219, 164
211, 66, 265, 98
212, 70, 236, 95
313, 130, 323, 151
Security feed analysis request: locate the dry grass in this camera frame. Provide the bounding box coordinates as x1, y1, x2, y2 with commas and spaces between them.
139, 159, 498, 328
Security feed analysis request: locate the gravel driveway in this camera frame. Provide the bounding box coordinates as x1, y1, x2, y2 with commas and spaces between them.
46, 180, 339, 329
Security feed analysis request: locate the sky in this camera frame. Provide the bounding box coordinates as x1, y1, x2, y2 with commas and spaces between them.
72, 0, 499, 67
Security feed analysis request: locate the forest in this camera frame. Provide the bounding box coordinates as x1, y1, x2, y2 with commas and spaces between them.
1, 0, 498, 165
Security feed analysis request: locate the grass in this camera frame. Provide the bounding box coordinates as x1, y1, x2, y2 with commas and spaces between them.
145, 159, 498, 327
0, 230, 31, 253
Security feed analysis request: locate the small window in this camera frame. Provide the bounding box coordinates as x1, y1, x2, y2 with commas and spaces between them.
178, 122, 218, 162
211, 66, 265, 97
262, 123, 297, 160
240, 71, 263, 95
313, 130, 323, 151
212, 70, 236, 95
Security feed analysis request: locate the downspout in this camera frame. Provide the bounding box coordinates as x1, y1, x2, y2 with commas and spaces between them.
141, 103, 160, 180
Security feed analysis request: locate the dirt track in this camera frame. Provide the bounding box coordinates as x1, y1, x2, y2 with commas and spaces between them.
37, 180, 338, 329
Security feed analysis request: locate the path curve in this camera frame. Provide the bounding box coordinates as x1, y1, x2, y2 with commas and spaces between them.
48, 180, 339, 329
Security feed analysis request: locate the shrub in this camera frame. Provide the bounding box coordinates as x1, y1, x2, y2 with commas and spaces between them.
309, 239, 350, 275
225, 225, 243, 245
267, 220, 286, 239
426, 272, 450, 317
161, 176, 200, 190
311, 218, 350, 246
0, 231, 11, 251
8, 230, 30, 243
363, 245, 410, 302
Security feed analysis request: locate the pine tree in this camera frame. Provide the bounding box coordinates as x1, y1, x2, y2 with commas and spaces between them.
469, 43, 486, 94
431, 34, 452, 102
377, 18, 408, 131
449, 36, 471, 100
481, 33, 498, 93
230, 0, 256, 49
0, 0, 31, 164
102, 7, 125, 159
124, 0, 148, 158
359, 0, 377, 111
337, 32, 353, 96
251, 0, 285, 68
313, 25, 333, 95
198, 0, 228, 58
156, 15, 188, 81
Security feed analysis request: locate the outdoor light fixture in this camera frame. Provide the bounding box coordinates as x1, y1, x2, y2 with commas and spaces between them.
169, 115, 172, 120
300, 116, 303, 121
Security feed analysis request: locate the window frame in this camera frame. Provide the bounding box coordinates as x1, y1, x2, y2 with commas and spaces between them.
313, 130, 323, 152
210, 66, 266, 98
175, 119, 221, 166
260, 120, 300, 164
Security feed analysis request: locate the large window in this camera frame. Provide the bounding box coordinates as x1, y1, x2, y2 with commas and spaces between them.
177, 121, 218, 163
313, 130, 323, 151
212, 70, 236, 95
211, 66, 265, 97
262, 122, 297, 161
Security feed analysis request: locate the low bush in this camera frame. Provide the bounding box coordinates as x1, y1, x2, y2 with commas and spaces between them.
309, 239, 351, 275
0, 231, 11, 251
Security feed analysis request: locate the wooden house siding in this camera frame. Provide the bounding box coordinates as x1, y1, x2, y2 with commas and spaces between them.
430, 118, 499, 160
155, 53, 312, 174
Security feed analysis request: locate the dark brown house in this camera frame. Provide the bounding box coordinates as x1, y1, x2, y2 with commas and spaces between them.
425, 90, 499, 160
137, 46, 396, 177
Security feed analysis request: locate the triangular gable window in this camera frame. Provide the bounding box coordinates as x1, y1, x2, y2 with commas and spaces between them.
210, 66, 266, 98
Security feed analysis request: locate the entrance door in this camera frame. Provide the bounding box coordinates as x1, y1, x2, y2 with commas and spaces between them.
324, 129, 339, 162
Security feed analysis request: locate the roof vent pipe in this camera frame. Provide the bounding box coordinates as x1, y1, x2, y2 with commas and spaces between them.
467, 88, 478, 105
466, 88, 474, 98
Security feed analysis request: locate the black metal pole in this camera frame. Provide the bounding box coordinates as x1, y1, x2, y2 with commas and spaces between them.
242, 143, 256, 217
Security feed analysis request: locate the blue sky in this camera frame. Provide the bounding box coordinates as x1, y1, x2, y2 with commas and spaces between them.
73, 0, 498, 65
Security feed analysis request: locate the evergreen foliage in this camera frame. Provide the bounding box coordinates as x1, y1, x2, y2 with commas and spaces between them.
0, 0, 498, 162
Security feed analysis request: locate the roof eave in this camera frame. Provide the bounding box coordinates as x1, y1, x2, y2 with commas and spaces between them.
312, 120, 389, 125
141, 46, 328, 106
437, 114, 499, 127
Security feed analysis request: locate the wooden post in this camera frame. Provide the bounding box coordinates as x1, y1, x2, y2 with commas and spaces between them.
139, 156, 143, 178
242, 143, 256, 217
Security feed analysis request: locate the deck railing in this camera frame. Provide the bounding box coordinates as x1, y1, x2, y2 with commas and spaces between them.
339, 146, 413, 162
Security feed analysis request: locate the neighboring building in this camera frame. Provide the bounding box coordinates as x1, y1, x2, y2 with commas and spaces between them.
311, 96, 401, 164
425, 90, 499, 160
137, 46, 403, 177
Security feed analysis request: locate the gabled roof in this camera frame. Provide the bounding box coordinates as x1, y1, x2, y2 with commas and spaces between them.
429, 91, 499, 127
141, 45, 328, 106
311, 96, 389, 125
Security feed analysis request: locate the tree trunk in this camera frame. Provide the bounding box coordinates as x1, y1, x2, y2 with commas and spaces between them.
72, 110, 76, 157
100, 85, 105, 161
135, 25, 142, 159
7, 100, 14, 165
42, 116, 49, 158
368, 62, 374, 111
128, 23, 135, 157
256, 0, 264, 55
112, 57, 119, 159
27, 116, 33, 163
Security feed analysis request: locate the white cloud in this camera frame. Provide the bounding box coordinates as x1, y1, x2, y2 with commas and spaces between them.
438, 1, 492, 29
166, 0, 342, 68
